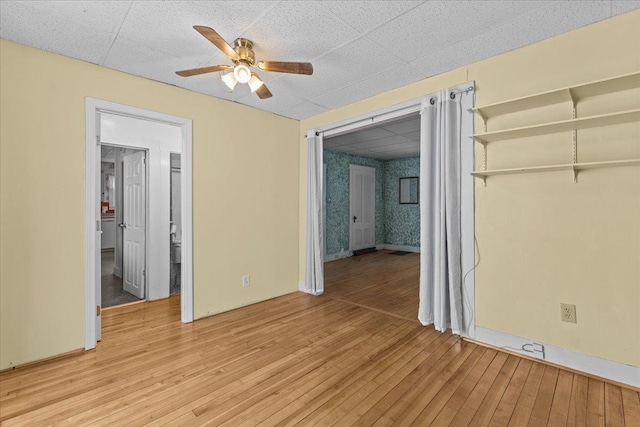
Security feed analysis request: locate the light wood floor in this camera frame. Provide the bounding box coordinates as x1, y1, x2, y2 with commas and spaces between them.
1, 287, 639, 425
324, 250, 420, 321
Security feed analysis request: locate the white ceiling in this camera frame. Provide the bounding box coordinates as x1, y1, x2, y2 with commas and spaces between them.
324, 114, 421, 160
1, 1, 638, 120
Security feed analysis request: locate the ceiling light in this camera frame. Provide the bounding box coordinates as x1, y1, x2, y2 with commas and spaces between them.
248, 74, 264, 93
233, 63, 251, 84
221, 70, 237, 91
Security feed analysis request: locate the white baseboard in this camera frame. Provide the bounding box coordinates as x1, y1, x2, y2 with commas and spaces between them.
377, 244, 420, 253
475, 326, 640, 389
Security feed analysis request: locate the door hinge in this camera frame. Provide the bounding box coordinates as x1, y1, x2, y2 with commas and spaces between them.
96, 135, 100, 146
142, 157, 146, 165
96, 305, 101, 316
143, 269, 146, 278
96, 220, 101, 231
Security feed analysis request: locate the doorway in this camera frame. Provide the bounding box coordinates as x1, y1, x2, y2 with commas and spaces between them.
305, 84, 476, 337
85, 98, 194, 350
100, 145, 147, 308
349, 165, 376, 252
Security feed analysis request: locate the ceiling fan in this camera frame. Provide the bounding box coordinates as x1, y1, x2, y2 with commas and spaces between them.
175, 26, 314, 99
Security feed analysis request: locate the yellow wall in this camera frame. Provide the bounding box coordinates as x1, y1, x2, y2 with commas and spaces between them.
300, 10, 640, 367
0, 40, 299, 369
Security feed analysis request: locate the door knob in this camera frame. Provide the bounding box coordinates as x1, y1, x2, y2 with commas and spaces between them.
118, 223, 126, 229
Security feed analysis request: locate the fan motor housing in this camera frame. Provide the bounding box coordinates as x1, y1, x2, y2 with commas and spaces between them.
233, 38, 255, 66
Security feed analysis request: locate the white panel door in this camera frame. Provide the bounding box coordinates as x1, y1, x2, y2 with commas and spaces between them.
123, 151, 146, 299
349, 165, 375, 250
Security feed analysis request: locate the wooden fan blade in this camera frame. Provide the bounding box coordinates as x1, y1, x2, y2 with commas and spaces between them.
257, 61, 313, 75
256, 83, 272, 99
193, 25, 239, 61
175, 65, 231, 77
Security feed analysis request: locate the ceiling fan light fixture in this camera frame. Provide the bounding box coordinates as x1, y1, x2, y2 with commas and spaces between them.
221, 70, 237, 91
233, 63, 251, 84
248, 74, 264, 93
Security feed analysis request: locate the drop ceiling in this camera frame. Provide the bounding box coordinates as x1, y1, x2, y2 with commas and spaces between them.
324, 114, 421, 160
1, 1, 638, 120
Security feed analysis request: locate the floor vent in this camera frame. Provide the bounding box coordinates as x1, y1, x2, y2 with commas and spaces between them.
353, 247, 377, 256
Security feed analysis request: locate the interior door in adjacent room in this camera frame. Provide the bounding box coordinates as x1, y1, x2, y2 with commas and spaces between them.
122, 150, 146, 299
349, 165, 375, 251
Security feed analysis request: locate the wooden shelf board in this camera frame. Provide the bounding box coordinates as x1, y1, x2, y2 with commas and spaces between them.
472, 109, 640, 144
473, 71, 640, 119
472, 159, 640, 178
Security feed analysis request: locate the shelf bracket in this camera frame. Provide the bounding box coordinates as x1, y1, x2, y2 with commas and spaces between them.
568, 88, 578, 183
481, 141, 488, 186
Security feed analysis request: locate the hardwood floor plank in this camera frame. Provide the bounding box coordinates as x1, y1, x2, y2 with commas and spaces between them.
1, 255, 638, 427
567, 374, 589, 426
547, 370, 575, 426
527, 365, 560, 426
507, 360, 546, 426
587, 379, 606, 427
424, 348, 498, 426
468, 355, 521, 426
447, 351, 509, 426
604, 383, 625, 427
621, 388, 640, 426
488, 358, 533, 426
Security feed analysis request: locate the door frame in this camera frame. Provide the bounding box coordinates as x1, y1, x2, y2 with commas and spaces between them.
85, 98, 194, 350
348, 164, 376, 251
305, 83, 476, 338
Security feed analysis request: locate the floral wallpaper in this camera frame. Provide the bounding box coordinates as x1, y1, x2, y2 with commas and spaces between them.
324, 149, 385, 255
384, 157, 420, 247
324, 149, 420, 255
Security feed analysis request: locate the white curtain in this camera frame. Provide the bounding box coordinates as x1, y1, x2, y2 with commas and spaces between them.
304, 130, 324, 295
419, 90, 465, 334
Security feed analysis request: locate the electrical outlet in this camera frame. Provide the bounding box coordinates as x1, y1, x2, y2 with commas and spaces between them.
561, 303, 577, 323
242, 275, 250, 287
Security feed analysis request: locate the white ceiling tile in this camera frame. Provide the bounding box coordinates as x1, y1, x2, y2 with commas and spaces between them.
317, 1, 425, 35
366, 1, 550, 62
313, 63, 423, 110
410, 1, 611, 82
266, 37, 403, 101
6, 0, 132, 34
404, 131, 421, 142
118, 1, 277, 60
380, 117, 421, 135
0, 1, 114, 64
343, 135, 413, 150
103, 37, 196, 87
280, 101, 329, 120
343, 127, 397, 144
236, 87, 306, 115
369, 140, 418, 152
0, 0, 629, 120
612, 1, 640, 15
241, 1, 360, 62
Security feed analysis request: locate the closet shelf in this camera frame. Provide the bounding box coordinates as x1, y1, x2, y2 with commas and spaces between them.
471, 159, 640, 178
473, 71, 640, 119
471, 109, 640, 144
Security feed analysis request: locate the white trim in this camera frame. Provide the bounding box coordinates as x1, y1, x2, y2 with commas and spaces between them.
308, 82, 476, 336
84, 106, 98, 350
319, 97, 423, 138
475, 326, 640, 388
85, 98, 194, 351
